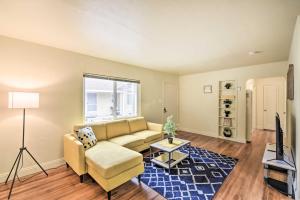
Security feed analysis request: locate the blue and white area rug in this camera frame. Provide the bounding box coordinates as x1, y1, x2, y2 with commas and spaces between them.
141, 146, 238, 200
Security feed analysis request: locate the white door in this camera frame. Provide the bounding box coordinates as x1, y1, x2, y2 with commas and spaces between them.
163, 82, 178, 123
263, 85, 277, 130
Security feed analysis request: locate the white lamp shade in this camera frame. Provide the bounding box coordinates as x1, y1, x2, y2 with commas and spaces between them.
8, 92, 39, 109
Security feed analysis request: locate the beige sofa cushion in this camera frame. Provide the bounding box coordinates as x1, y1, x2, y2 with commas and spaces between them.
74, 123, 107, 141
128, 117, 147, 133
106, 120, 130, 139
133, 130, 162, 143
85, 141, 142, 179
108, 135, 144, 148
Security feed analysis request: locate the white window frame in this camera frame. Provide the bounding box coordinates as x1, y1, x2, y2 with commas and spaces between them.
83, 74, 141, 123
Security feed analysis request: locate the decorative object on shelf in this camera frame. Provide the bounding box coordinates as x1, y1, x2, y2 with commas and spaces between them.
163, 115, 177, 144
219, 80, 237, 141
287, 64, 294, 100
6, 92, 48, 199
203, 85, 212, 93
223, 118, 232, 126
223, 99, 232, 108
224, 82, 232, 89
224, 110, 231, 117
223, 127, 233, 137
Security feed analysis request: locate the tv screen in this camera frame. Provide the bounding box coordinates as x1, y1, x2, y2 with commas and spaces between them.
276, 113, 284, 160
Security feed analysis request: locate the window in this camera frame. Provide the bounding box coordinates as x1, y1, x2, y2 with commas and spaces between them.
86, 93, 97, 113
84, 74, 139, 123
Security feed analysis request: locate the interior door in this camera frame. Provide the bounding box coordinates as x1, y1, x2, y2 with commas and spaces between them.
163, 82, 178, 123
263, 85, 277, 130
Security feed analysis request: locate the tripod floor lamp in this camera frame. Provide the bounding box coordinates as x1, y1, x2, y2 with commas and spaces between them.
5, 92, 48, 199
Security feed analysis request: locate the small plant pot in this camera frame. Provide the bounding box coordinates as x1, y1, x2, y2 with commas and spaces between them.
224, 111, 231, 118
224, 83, 232, 89
223, 99, 232, 108
168, 137, 173, 144
223, 128, 232, 137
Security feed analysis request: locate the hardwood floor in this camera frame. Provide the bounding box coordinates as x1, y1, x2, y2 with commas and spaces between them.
0, 130, 291, 200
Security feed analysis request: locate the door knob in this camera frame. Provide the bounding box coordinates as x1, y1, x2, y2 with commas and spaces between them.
163, 107, 167, 113
264, 109, 267, 111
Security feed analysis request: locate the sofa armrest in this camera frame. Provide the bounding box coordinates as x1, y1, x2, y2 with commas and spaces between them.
147, 122, 163, 133
64, 134, 86, 175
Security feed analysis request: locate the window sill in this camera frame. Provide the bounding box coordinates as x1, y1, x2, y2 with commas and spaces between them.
85, 115, 140, 123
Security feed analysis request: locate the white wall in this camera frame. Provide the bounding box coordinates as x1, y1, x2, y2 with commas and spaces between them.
287, 16, 300, 198
0, 36, 178, 180
179, 61, 288, 143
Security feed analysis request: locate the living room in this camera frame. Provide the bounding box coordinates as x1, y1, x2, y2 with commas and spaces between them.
0, 1, 300, 200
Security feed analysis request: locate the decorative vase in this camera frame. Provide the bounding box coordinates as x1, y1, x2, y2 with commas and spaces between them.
168, 137, 173, 144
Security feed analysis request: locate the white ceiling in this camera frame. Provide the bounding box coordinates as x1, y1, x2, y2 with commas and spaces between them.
0, 0, 300, 74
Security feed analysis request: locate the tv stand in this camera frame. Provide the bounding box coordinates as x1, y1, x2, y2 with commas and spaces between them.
262, 143, 296, 198
267, 143, 289, 150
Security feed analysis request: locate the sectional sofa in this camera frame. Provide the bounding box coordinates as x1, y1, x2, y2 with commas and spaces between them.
64, 117, 163, 200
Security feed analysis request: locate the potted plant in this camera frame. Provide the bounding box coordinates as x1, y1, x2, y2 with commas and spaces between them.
223, 127, 232, 137
223, 99, 232, 108
224, 110, 231, 117
163, 115, 177, 144
224, 83, 232, 89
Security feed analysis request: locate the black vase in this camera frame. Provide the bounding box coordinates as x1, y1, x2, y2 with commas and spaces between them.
168, 137, 173, 144
223, 128, 232, 137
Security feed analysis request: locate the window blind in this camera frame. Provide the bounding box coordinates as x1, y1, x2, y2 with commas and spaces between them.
83, 73, 140, 84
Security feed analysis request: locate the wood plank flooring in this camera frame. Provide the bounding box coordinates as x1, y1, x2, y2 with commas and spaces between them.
0, 130, 291, 200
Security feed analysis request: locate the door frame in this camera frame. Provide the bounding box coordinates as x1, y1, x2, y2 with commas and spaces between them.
162, 81, 179, 124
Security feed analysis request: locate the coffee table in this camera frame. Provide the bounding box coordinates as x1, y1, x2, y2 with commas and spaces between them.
149, 138, 191, 173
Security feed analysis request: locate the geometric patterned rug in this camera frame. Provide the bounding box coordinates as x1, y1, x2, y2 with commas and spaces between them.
141, 145, 238, 200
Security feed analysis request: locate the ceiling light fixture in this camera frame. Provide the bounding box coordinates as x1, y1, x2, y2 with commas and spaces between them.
248, 51, 263, 55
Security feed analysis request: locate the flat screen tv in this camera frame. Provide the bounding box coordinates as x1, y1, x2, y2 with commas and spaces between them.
276, 113, 284, 160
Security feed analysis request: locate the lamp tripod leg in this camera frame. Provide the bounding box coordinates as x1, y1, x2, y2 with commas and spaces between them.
7, 149, 23, 199
24, 148, 48, 176
5, 150, 22, 184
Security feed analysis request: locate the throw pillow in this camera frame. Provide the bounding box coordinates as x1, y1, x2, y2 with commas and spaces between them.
77, 127, 97, 150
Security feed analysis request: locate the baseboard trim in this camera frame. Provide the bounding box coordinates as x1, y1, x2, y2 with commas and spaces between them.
0, 158, 65, 183
217, 136, 247, 143
178, 127, 246, 143
178, 127, 217, 137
